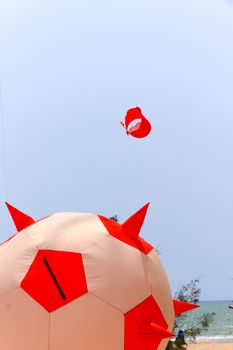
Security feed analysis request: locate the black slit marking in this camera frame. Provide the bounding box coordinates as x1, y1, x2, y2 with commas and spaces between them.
43, 257, 66, 300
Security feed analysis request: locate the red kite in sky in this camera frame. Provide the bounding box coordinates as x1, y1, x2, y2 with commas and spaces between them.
121, 107, 152, 138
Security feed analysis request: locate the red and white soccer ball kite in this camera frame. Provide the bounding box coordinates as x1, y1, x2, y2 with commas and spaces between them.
0, 202, 197, 350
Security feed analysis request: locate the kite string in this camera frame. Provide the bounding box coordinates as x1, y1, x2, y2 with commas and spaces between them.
0, 73, 9, 202
0, 73, 10, 235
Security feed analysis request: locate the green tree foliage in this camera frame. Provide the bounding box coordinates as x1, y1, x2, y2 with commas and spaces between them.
166, 279, 215, 349
174, 278, 200, 304
109, 215, 118, 222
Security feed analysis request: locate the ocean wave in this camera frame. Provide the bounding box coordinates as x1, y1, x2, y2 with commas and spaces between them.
195, 335, 233, 343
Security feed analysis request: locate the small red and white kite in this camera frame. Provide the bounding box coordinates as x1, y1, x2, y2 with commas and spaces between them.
120, 107, 152, 138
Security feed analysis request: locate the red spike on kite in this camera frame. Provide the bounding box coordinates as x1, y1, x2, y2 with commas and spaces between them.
141, 321, 175, 338
121, 203, 150, 239
5, 202, 35, 232
173, 299, 200, 315
120, 107, 152, 138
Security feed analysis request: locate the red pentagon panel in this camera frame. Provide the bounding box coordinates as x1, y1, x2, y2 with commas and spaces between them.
21, 250, 88, 312
98, 216, 153, 254
124, 296, 170, 350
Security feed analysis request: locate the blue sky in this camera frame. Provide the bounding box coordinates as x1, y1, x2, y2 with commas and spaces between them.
0, 0, 233, 300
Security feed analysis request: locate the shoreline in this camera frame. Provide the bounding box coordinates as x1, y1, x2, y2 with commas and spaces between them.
188, 342, 233, 349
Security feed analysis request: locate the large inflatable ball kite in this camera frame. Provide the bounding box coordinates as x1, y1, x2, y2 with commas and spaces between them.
0, 202, 197, 350
120, 107, 152, 138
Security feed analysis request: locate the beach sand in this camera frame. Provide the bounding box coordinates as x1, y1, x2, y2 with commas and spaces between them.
188, 343, 233, 350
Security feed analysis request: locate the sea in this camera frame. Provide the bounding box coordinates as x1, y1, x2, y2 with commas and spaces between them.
180, 300, 233, 343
